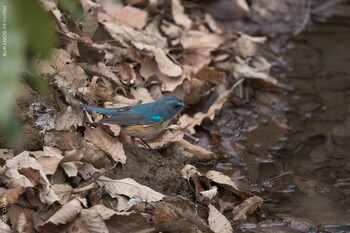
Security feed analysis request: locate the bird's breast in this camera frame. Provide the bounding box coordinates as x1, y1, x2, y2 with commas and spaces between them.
121, 120, 170, 138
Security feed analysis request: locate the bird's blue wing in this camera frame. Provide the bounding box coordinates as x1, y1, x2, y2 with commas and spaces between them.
100, 109, 163, 125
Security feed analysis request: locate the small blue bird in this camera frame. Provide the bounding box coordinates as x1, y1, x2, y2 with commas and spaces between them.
80, 96, 185, 155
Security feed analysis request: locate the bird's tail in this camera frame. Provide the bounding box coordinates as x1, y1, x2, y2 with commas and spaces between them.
79, 104, 117, 115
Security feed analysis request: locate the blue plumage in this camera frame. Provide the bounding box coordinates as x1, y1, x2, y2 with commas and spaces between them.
80, 96, 185, 139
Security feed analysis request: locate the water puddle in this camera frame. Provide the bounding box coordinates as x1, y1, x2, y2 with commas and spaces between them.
196, 19, 350, 231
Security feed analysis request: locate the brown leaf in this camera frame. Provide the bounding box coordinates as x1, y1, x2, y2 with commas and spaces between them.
52, 184, 73, 205
1, 185, 25, 205
31, 147, 63, 175
43, 199, 83, 225
232, 196, 263, 220
84, 126, 126, 164
61, 162, 82, 177
208, 204, 233, 233
80, 208, 109, 233
233, 56, 277, 84
179, 84, 236, 134
178, 139, 217, 161
140, 57, 185, 92
55, 106, 84, 130
2, 151, 59, 204
38, 49, 88, 94
115, 63, 136, 84
97, 176, 165, 202
171, 0, 192, 29
147, 196, 212, 233
146, 129, 184, 149
232, 34, 266, 58
206, 170, 252, 199
133, 42, 182, 77
113, 5, 148, 29
196, 65, 227, 85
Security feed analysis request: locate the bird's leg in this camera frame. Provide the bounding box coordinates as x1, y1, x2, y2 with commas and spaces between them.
140, 138, 153, 150
140, 138, 162, 156
131, 136, 140, 156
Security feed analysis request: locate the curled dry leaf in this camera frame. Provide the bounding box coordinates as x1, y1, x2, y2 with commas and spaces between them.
114, 5, 148, 29
208, 204, 234, 233
55, 106, 84, 130
200, 186, 218, 200
43, 199, 83, 225
37, 49, 88, 94
115, 63, 136, 84
196, 65, 227, 85
206, 170, 252, 199
30, 147, 63, 175
177, 139, 217, 161
132, 42, 182, 77
179, 84, 235, 134
102, 22, 165, 48
130, 86, 154, 103
80, 208, 109, 233
232, 196, 264, 221
97, 176, 165, 202
84, 126, 126, 164
1, 185, 25, 205
232, 34, 266, 58
61, 161, 82, 177
1, 151, 59, 204
140, 57, 185, 92
181, 164, 202, 180
146, 129, 184, 149
147, 196, 212, 233
171, 0, 192, 29
233, 56, 277, 84
52, 184, 73, 205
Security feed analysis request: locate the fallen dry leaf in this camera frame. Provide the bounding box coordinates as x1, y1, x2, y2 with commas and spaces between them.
43, 198, 83, 225
140, 57, 185, 92
80, 208, 109, 233
232, 196, 264, 220
196, 65, 227, 85
147, 196, 212, 233
171, 0, 192, 29
233, 56, 277, 84
38, 49, 88, 94
84, 126, 126, 164
200, 186, 218, 200
55, 106, 84, 130
30, 147, 63, 175
97, 176, 165, 202
115, 63, 136, 84
1, 151, 59, 204
181, 164, 202, 180
146, 129, 184, 149
206, 170, 252, 199
232, 34, 266, 58
61, 161, 82, 177
113, 5, 148, 29
178, 139, 217, 161
133, 42, 183, 77
52, 183, 73, 205
179, 84, 239, 134
208, 203, 233, 233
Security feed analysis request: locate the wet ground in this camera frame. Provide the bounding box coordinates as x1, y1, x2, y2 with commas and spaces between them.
196, 19, 350, 231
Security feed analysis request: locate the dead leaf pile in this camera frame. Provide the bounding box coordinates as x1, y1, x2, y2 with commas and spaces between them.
0, 0, 274, 231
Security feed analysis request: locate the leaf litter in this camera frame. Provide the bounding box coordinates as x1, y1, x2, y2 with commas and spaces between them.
0, 0, 292, 232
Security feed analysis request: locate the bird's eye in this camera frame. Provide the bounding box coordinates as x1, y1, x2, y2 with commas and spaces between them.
174, 104, 180, 108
